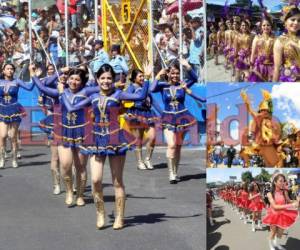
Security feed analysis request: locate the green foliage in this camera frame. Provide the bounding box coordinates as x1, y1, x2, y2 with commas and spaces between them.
255, 169, 272, 182
241, 171, 254, 183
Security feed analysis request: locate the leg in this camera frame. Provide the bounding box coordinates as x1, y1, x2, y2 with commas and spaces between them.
251, 212, 256, 232
73, 149, 88, 206
174, 130, 186, 181
276, 228, 285, 249
144, 126, 156, 170
131, 128, 147, 170
58, 146, 74, 206
50, 145, 61, 195
269, 225, 277, 250
164, 129, 177, 184
90, 155, 106, 229
109, 155, 126, 229
8, 123, 20, 168
257, 211, 262, 229
0, 122, 8, 168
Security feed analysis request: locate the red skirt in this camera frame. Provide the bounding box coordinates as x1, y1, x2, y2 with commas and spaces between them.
262, 208, 298, 229
248, 200, 265, 212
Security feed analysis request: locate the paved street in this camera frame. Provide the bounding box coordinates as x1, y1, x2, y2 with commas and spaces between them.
207, 56, 233, 83
208, 197, 300, 250
0, 146, 205, 250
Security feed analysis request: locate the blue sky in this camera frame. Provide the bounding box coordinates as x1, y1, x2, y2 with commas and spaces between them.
207, 0, 283, 9
206, 168, 296, 183
207, 82, 300, 133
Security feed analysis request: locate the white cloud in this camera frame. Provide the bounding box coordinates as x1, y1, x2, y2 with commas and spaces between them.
271, 83, 300, 127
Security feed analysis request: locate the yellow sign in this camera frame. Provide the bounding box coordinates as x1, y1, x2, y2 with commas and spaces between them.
122, 1, 131, 24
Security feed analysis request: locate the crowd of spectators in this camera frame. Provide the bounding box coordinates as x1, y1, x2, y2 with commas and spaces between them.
0, 1, 203, 82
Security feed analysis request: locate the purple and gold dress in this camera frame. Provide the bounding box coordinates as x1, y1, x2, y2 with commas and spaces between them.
278, 34, 300, 82
235, 33, 252, 70
248, 35, 275, 82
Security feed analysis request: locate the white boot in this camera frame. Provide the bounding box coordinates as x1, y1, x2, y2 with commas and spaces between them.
12, 149, 18, 168
0, 148, 5, 169
51, 169, 61, 195
274, 237, 286, 250
144, 146, 154, 170
168, 158, 177, 184
135, 149, 147, 170
257, 220, 262, 230
251, 221, 256, 232
268, 239, 276, 250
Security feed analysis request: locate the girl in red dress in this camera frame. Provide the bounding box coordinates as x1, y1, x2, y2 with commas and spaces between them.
262, 174, 299, 250
248, 181, 265, 232
239, 183, 250, 223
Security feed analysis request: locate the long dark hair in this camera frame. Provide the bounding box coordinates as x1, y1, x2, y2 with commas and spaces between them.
249, 181, 261, 193
67, 69, 88, 88
0, 63, 16, 79
163, 61, 181, 83
129, 69, 143, 82
96, 64, 116, 81
271, 173, 287, 203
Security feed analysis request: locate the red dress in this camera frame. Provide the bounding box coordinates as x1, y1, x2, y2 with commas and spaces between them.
248, 192, 265, 212
262, 191, 298, 229
239, 191, 249, 209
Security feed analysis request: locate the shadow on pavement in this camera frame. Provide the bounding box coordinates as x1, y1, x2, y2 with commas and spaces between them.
179, 173, 206, 182
285, 237, 300, 249
153, 163, 167, 169
127, 194, 166, 200
212, 205, 224, 218
207, 218, 231, 234
20, 161, 50, 167
21, 153, 47, 159
215, 245, 230, 250
107, 213, 202, 227
207, 232, 221, 250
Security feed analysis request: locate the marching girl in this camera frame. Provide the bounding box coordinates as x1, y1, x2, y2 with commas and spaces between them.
124, 69, 160, 170
229, 18, 240, 79
35, 66, 69, 195
217, 21, 226, 64
233, 186, 240, 212
208, 25, 218, 65
248, 181, 265, 232
61, 63, 150, 230
0, 63, 35, 169
273, 6, 300, 82
234, 20, 253, 82
224, 19, 233, 69
32, 68, 99, 207
262, 173, 299, 250
151, 60, 198, 184
239, 182, 249, 224
249, 15, 275, 82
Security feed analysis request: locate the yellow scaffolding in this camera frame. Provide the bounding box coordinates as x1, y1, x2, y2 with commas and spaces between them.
101, 0, 153, 71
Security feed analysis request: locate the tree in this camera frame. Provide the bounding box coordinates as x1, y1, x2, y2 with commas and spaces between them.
241, 171, 254, 183
236, 0, 252, 6
255, 169, 272, 183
